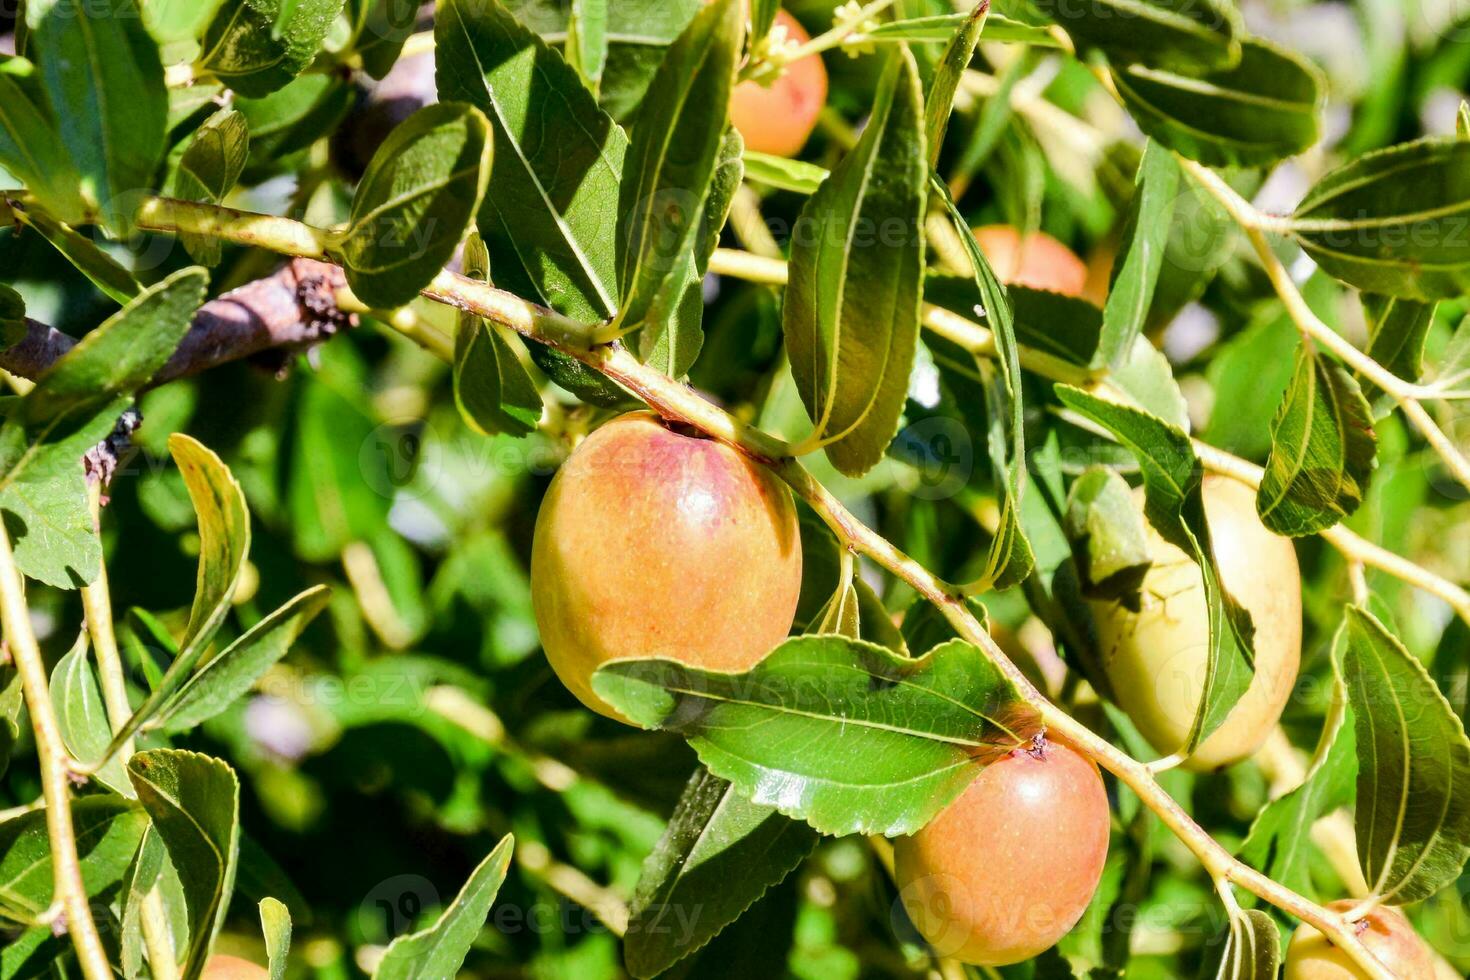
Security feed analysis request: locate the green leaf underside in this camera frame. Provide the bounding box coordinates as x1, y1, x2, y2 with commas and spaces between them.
1239, 672, 1355, 897
866, 12, 1058, 46
1203, 909, 1281, 980
454, 233, 542, 436
0, 796, 146, 920
566, 0, 610, 92
614, 0, 740, 333
1054, 386, 1255, 751
740, 151, 828, 194
1256, 345, 1377, 536
784, 49, 927, 477
437, 0, 626, 321
1362, 294, 1436, 393
0, 267, 208, 589
260, 896, 292, 980
159, 585, 332, 733
373, 834, 514, 980
170, 108, 251, 266
197, 0, 345, 98
1292, 137, 1470, 301
933, 182, 1034, 591
107, 435, 251, 752
1342, 606, 1470, 904
20, 207, 140, 304
624, 766, 818, 978
592, 636, 1035, 837
1030, 0, 1241, 73
339, 102, 492, 309
51, 634, 130, 794
1102, 142, 1180, 366
128, 749, 241, 978
1113, 38, 1322, 169
924, 3, 989, 170
1065, 466, 1153, 598
0, 61, 87, 223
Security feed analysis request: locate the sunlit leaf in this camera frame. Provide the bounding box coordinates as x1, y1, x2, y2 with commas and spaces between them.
197, 0, 346, 98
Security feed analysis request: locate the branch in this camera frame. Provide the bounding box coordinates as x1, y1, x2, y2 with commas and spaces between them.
130, 195, 1394, 979
1, 258, 356, 385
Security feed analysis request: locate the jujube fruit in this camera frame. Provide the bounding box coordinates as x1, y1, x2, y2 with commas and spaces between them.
531, 412, 802, 721
1284, 900, 1436, 980
972, 225, 1091, 299
201, 955, 269, 980
730, 10, 828, 157
893, 736, 1109, 966
1088, 475, 1301, 771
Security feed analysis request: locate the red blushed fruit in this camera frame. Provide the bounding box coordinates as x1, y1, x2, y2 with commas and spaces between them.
531, 412, 803, 721
730, 10, 828, 157
972, 225, 1091, 300
201, 955, 268, 980
894, 737, 1110, 966
1284, 900, 1437, 980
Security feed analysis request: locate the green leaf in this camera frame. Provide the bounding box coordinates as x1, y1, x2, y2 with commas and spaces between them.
1064, 466, 1153, 600
593, 636, 1036, 837
18, 206, 140, 304
1054, 385, 1255, 752
784, 49, 926, 477
624, 766, 817, 979
1112, 38, 1323, 169
924, 3, 989, 170
28, 0, 168, 233
118, 827, 187, 978
0, 59, 86, 224
105, 434, 250, 753
1341, 606, 1470, 903
167, 108, 250, 267
373, 833, 514, 980
1101, 142, 1180, 367
236, 74, 355, 166
349, 0, 420, 80
158, 585, 331, 733
1201, 908, 1281, 980
740, 151, 828, 194
197, 0, 346, 98
437, 0, 627, 321
260, 896, 292, 980
0, 795, 147, 920
1362, 294, 1436, 396
0, 267, 208, 589
0, 286, 24, 351
1256, 344, 1377, 537
866, 12, 1060, 47
615, 0, 740, 339
453, 233, 542, 436
1239, 669, 1356, 897
1428, 316, 1470, 400
565, 0, 609, 95
337, 102, 492, 309
51, 634, 130, 795
933, 182, 1034, 591
1291, 137, 1470, 301
926, 277, 1102, 368
1031, 0, 1241, 73
143, 0, 227, 45
128, 750, 240, 980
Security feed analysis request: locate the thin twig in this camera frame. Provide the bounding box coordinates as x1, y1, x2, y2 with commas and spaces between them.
0, 523, 112, 980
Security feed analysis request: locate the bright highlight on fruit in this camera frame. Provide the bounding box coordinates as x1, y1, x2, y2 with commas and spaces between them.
531, 412, 803, 720
894, 736, 1109, 966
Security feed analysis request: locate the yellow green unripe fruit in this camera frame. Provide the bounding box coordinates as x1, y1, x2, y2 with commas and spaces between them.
530, 412, 803, 721
894, 737, 1110, 966
1284, 900, 1436, 980
729, 10, 828, 157
1088, 475, 1302, 771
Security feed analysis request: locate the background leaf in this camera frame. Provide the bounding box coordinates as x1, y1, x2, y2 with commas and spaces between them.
1030, 0, 1241, 72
